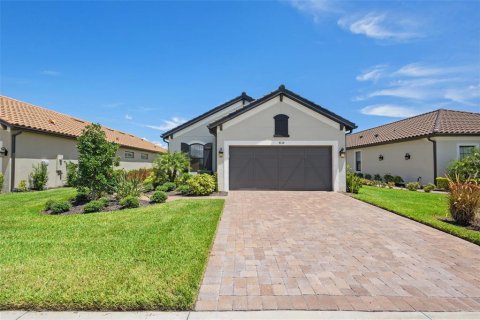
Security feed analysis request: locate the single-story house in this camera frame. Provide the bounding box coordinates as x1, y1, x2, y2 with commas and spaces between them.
161, 85, 356, 192
346, 109, 480, 185
0, 96, 165, 192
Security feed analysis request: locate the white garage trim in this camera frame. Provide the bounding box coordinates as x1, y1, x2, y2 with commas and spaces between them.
223, 140, 340, 192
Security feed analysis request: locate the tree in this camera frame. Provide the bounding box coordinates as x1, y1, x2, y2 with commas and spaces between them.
153, 152, 190, 184
76, 123, 119, 199
447, 147, 480, 181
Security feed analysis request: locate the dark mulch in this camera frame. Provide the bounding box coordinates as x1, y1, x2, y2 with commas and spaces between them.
439, 218, 480, 232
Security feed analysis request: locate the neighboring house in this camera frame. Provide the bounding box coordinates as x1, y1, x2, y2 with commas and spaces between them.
0, 96, 165, 192
162, 85, 356, 192
346, 109, 480, 185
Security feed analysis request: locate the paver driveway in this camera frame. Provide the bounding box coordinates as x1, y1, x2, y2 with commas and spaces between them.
195, 191, 480, 311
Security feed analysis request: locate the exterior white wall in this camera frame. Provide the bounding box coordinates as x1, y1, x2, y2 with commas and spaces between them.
216, 96, 347, 192
433, 136, 480, 177
0, 126, 12, 192
346, 138, 435, 184
166, 100, 246, 170
8, 130, 158, 191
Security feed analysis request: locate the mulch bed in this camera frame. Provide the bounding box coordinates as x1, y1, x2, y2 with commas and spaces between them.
439, 218, 480, 232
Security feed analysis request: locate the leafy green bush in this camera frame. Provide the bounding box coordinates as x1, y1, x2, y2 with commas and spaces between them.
143, 181, 154, 192
448, 180, 480, 225
393, 176, 404, 185
71, 191, 90, 205
44, 199, 55, 210
29, 163, 48, 190
76, 123, 119, 199
436, 177, 449, 190
346, 166, 362, 194
120, 195, 140, 209
364, 174, 372, 180
50, 201, 71, 214
153, 152, 190, 184
177, 184, 191, 195
175, 173, 192, 187
355, 172, 364, 178
150, 191, 168, 203
83, 200, 104, 213
0, 173, 4, 193
115, 170, 143, 199
406, 182, 420, 191
387, 181, 395, 189
373, 174, 382, 181
423, 183, 435, 193
447, 148, 480, 181
185, 173, 216, 196
383, 174, 395, 183
65, 162, 78, 187
98, 197, 110, 207
162, 182, 176, 192
17, 180, 27, 192
156, 185, 169, 192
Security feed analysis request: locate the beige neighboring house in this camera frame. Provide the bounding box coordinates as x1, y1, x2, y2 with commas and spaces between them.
162, 85, 356, 192
0, 96, 165, 192
346, 109, 480, 185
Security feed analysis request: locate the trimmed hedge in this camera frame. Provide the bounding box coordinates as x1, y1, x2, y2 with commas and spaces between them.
150, 191, 168, 203
436, 177, 449, 190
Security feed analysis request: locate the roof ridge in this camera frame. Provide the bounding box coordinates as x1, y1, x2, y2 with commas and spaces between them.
348, 109, 440, 136
433, 109, 443, 133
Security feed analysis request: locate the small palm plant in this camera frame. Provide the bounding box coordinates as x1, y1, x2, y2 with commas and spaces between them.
153, 152, 190, 183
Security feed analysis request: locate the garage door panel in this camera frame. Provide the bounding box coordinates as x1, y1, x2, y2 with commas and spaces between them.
229, 146, 332, 191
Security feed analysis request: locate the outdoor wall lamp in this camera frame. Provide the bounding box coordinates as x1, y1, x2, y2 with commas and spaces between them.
405, 153, 411, 160
218, 147, 224, 158
0, 147, 7, 157
339, 147, 345, 158
378, 154, 384, 161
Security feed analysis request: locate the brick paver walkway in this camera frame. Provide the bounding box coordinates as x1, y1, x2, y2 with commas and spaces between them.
195, 191, 480, 311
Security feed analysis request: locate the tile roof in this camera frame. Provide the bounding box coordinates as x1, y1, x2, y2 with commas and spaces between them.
347, 109, 480, 149
0, 96, 166, 153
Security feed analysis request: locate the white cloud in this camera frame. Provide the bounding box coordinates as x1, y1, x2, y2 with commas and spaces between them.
356, 64, 387, 82
367, 87, 431, 100
361, 105, 418, 118
444, 85, 480, 106
394, 63, 469, 77
41, 70, 61, 76
145, 117, 187, 131
125, 114, 133, 120
338, 13, 421, 40
288, 0, 340, 22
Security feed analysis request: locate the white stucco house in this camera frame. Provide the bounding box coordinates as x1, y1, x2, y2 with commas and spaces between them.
161, 85, 357, 192
0, 96, 165, 192
346, 109, 480, 185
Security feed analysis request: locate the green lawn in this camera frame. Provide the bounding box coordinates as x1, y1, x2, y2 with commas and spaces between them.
352, 186, 480, 245
0, 188, 224, 310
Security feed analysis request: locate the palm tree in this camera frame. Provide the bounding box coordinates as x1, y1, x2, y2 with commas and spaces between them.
153, 152, 190, 183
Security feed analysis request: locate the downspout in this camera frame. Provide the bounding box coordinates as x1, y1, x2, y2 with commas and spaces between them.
162, 136, 170, 151
427, 136, 437, 184
10, 131, 23, 191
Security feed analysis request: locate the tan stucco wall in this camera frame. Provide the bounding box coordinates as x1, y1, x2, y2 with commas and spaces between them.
346, 138, 435, 184
433, 136, 480, 177
216, 96, 347, 192
167, 100, 246, 170
9, 130, 158, 191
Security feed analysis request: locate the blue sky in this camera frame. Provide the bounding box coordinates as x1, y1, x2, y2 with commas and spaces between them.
1, 1, 479, 146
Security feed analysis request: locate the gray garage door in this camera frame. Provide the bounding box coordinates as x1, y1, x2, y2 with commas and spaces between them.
229, 146, 332, 191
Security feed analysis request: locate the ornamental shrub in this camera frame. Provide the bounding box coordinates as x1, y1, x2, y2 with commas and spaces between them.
65, 161, 78, 187
448, 180, 480, 225
50, 201, 71, 214
177, 184, 191, 195
150, 191, 168, 203
387, 181, 395, 189
76, 123, 119, 199
373, 174, 382, 182
436, 177, 449, 190
346, 166, 362, 194
156, 185, 169, 192
383, 173, 395, 183
17, 180, 27, 192
114, 170, 143, 199
44, 199, 55, 210
447, 148, 480, 181
83, 200, 104, 213
120, 195, 140, 209
423, 183, 435, 193
153, 152, 190, 184
0, 173, 4, 193
406, 182, 420, 191
186, 173, 216, 196
162, 182, 177, 192
98, 197, 110, 207
71, 191, 90, 205
29, 162, 48, 190
393, 176, 404, 185
355, 172, 364, 178
364, 174, 372, 180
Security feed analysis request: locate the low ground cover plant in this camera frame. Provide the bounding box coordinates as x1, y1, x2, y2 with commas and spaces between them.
83, 200, 105, 213
120, 195, 140, 209
150, 191, 168, 203
424, 183, 435, 193
436, 177, 449, 190
17, 180, 27, 192
406, 182, 421, 191
0, 173, 4, 193
49, 200, 71, 214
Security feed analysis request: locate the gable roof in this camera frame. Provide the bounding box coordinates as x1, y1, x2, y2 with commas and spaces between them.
161, 92, 254, 138
207, 85, 357, 132
346, 109, 480, 149
0, 96, 166, 153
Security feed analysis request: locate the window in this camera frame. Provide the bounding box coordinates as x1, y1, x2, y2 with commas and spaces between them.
189, 144, 204, 172
459, 145, 475, 160
274, 114, 289, 137
125, 151, 134, 159
141, 153, 148, 160
355, 151, 362, 172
